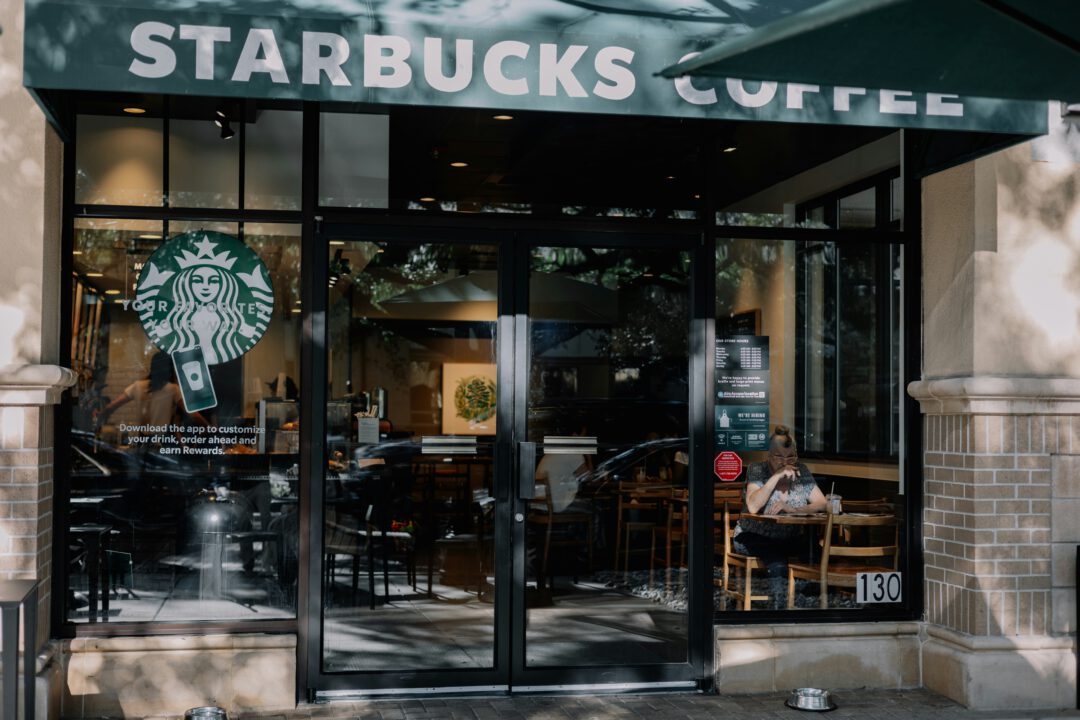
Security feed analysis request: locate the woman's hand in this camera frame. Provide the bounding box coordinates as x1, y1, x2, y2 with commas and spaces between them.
745, 466, 796, 513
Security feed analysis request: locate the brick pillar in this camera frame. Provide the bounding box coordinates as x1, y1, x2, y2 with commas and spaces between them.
0, 369, 72, 649
911, 381, 1078, 710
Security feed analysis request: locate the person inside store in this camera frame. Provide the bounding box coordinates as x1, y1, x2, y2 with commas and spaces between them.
535, 422, 594, 514
96, 351, 208, 431
732, 424, 827, 608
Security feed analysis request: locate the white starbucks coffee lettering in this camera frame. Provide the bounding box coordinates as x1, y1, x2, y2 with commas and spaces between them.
128, 23, 965, 118
129, 22, 636, 101
672, 51, 965, 117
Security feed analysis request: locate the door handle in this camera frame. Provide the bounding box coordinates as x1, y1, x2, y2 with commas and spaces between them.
517, 441, 536, 501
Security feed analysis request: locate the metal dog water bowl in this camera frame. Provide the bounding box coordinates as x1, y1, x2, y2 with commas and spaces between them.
786, 688, 837, 712
185, 707, 228, 720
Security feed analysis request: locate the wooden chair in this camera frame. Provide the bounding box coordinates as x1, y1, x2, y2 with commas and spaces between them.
527, 483, 593, 589
613, 481, 668, 574
719, 501, 769, 610
649, 488, 688, 589
787, 510, 898, 609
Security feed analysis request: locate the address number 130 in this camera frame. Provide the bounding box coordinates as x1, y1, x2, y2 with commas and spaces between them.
856, 572, 902, 604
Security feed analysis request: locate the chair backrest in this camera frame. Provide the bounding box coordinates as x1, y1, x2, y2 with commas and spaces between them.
720, 500, 744, 555
821, 511, 898, 570
324, 507, 360, 553
617, 480, 669, 513
841, 497, 893, 513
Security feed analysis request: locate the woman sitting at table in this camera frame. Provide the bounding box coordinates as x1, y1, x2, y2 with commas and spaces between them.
733, 424, 826, 608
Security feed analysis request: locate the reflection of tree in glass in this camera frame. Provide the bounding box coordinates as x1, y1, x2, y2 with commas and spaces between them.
454, 375, 496, 422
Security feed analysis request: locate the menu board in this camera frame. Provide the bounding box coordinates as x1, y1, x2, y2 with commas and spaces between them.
715, 335, 770, 451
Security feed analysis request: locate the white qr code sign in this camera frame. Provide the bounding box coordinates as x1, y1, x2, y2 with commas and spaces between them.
856, 572, 902, 603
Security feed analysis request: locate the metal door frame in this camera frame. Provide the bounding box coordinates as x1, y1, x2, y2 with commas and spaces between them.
303, 223, 711, 698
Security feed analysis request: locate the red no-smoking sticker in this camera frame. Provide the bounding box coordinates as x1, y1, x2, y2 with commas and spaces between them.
714, 451, 743, 482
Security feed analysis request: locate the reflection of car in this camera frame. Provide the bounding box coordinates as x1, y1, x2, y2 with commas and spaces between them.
576, 437, 689, 497
70, 430, 203, 533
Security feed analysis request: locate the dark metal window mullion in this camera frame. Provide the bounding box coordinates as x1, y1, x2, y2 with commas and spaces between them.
298, 101, 325, 703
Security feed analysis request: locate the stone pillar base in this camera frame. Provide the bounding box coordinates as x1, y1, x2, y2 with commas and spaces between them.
923, 627, 1076, 710
714, 622, 921, 693
62, 633, 296, 718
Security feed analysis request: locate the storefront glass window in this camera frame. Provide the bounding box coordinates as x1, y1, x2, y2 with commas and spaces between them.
67, 219, 301, 624
245, 110, 303, 211
838, 188, 877, 229
168, 119, 241, 209
75, 115, 164, 206
714, 237, 902, 612
318, 113, 390, 208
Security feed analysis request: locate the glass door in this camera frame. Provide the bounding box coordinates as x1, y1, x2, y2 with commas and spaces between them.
510, 233, 699, 690
309, 227, 701, 695
314, 227, 512, 693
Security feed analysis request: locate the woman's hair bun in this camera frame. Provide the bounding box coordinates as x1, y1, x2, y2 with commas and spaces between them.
774, 424, 791, 437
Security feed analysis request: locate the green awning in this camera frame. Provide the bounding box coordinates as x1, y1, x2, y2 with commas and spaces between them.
660, 0, 1080, 103
23, 0, 1048, 134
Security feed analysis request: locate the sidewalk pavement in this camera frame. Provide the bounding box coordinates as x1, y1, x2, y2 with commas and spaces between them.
236, 689, 1080, 720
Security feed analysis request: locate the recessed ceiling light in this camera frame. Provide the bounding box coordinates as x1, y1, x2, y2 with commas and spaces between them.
419, 197, 436, 202
138, 234, 161, 240
291, 308, 301, 314
493, 114, 513, 121
123, 107, 146, 115
294, 300, 302, 305
85, 272, 104, 278
643, 273, 654, 278
450, 161, 468, 168
114, 299, 125, 304
723, 146, 737, 153
329, 240, 345, 246
375, 248, 385, 253
693, 193, 701, 200
104, 289, 121, 295
72, 250, 83, 256
665, 175, 676, 180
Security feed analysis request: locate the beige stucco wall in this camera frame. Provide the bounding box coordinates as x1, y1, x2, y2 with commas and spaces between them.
924, 121, 1080, 379
0, 1, 63, 368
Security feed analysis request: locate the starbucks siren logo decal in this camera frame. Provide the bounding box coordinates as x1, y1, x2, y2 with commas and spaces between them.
136, 232, 274, 365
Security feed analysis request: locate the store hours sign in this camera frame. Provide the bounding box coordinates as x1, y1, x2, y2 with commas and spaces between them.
715, 335, 770, 451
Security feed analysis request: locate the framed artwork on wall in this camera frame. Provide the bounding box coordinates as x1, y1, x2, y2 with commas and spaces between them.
441, 362, 497, 435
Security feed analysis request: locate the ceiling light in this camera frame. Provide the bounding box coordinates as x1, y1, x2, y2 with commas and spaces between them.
723, 146, 737, 153
450, 161, 468, 168
294, 300, 302, 305
114, 299, 125, 304
643, 273, 654, 277
493, 114, 513, 121
693, 194, 701, 200
216, 108, 227, 119
219, 120, 235, 140
419, 197, 436, 202
375, 248, 385, 253
123, 107, 146, 115
329, 240, 345, 246
72, 250, 83, 256
138, 233, 161, 240
291, 308, 301, 314
104, 289, 121, 295
665, 175, 676, 181
85, 272, 103, 278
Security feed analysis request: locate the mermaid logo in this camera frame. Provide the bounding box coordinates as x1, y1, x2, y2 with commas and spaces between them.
135, 232, 274, 365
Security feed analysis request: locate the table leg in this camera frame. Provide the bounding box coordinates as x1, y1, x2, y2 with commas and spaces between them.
24, 587, 37, 720
2, 604, 17, 720
85, 534, 100, 623
101, 533, 111, 622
